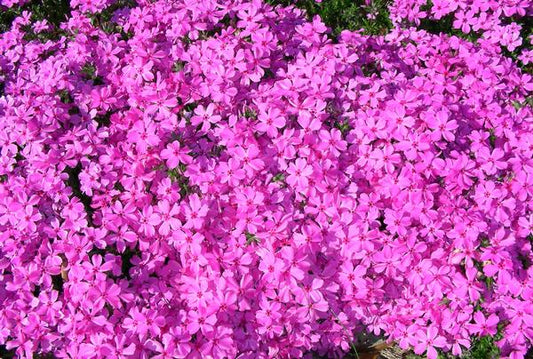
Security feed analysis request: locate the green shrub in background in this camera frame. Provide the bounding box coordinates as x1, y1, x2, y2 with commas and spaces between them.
0, 0, 70, 32
266, 0, 392, 36
1, 0, 393, 36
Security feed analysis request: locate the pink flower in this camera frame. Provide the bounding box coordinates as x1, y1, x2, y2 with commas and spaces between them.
339, 260, 367, 296
286, 158, 313, 190
258, 249, 285, 283
477, 147, 507, 175
161, 141, 192, 169
156, 200, 181, 236
256, 297, 282, 326
2, 1, 532, 357
425, 110, 458, 142
183, 194, 208, 230
127, 119, 160, 153
217, 158, 246, 186
413, 327, 447, 359
201, 327, 235, 358
469, 312, 499, 336
123, 307, 150, 339
16, 204, 41, 232
138, 205, 161, 237
370, 145, 401, 173
191, 104, 222, 132
187, 306, 217, 335
318, 129, 347, 156
256, 106, 286, 137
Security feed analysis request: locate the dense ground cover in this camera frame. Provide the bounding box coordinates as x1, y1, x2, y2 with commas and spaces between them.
0, 0, 532, 358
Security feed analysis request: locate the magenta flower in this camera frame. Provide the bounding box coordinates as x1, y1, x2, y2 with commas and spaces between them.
183, 194, 208, 230
187, 306, 218, 335
156, 199, 181, 236
286, 158, 313, 190
15, 204, 41, 232
413, 327, 447, 359
469, 312, 499, 336
161, 141, 192, 169
217, 158, 246, 186
258, 249, 285, 283
191, 104, 222, 132
426, 110, 458, 142
138, 205, 161, 237
256, 106, 285, 137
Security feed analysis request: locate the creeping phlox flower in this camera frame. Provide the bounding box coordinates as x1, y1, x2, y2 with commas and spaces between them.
0, 0, 532, 358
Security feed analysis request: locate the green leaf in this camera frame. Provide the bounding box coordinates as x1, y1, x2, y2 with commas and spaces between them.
245, 231, 259, 245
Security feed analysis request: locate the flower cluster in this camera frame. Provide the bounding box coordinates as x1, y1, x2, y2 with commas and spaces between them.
0, 0, 532, 358
388, 0, 533, 63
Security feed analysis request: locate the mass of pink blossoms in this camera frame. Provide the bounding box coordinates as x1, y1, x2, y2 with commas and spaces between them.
0, 0, 532, 358
388, 0, 533, 64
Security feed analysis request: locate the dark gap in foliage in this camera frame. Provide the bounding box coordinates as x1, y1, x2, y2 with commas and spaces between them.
57, 89, 74, 104
0, 345, 16, 358
418, 13, 481, 43
51, 274, 64, 293
65, 164, 94, 225
418, 13, 454, 35
121, 246, 140, 279
81, 63, 105, 85
377, 213, 386, 231
95, 111, 113, 128
30, 0, 71, 27
89, 247, 107, 257
0, 8, 20, 33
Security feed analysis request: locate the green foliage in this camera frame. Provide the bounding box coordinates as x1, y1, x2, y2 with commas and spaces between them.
461, 335, 500, 359
415, 1, 480, 43
57, 89, 74, 104
245, 231, 259, 245
333, 118, 352, 138
267, 0, 392, 36
1, 0, 70, 33
488, 128, 496, 149
167, 163, 197, 198
95, 112, 112, 128
88, 0, 137, 34
210, 144, 226, 157
243, 106, 258, 120
501, 15, 533, 74
399, 335, 500, 359
172, 61, 186, 73
416, 1, 532, 74
81, 63, 105, 85
1, 0, 137, 41
0, 8, 18, 33
271, 172, 285, 182
512, 96, 533, 110
120, 246, 140, 279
